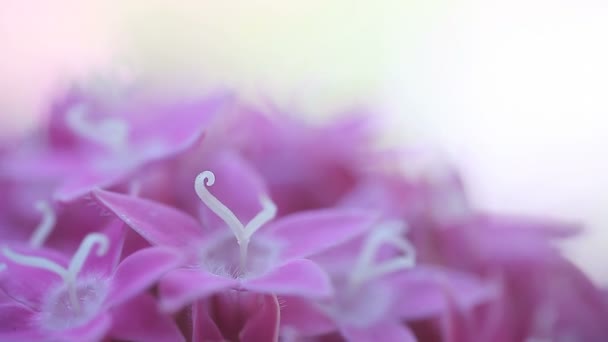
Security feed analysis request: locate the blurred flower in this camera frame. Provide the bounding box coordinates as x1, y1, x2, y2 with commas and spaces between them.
0, 86, 606, 341
0, 221, 183, 341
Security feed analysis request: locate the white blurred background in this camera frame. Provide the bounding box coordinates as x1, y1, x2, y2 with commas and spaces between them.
1, 0, 606, 283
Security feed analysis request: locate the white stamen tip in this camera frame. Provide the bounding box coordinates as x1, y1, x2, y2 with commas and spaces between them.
195, 171, 243, 240
0, 263, 6, 272
29, 200, 57, 248
349, 221, 416, 288
194, 170, 277, 272
66, 104, 129, 150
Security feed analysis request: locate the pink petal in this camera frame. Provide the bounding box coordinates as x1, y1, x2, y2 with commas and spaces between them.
106, 247, 183, 307
191, 299, 224, 342
279, 296, 336, 336
158, 268, 238, 313
341, 321, 417, 342
242, 259, 332, 298
264, 209, 378, 259
240, 294, 280, 342
94, 189, 204, 249
0, 302, 35, 334
390, 267, 496, 320
110, 293, 185, 342
55, 168, 126, 202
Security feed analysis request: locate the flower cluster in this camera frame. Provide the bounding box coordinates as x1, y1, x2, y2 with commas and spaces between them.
1, 88, 607, 342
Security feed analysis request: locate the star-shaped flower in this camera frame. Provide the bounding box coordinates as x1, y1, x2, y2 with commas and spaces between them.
278, 221, 495, 341
94, 155, 379, 313
0, 221, 184, 341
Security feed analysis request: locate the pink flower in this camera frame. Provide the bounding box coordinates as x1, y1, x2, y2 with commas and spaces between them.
0, 221, 183, 341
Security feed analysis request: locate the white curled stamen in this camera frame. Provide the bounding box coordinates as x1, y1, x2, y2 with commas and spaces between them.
66, 103, 129, 151
195, 171, 277, 272
29, 201, 57, 248
2, 233, 110, 312
349, 221, 416, 289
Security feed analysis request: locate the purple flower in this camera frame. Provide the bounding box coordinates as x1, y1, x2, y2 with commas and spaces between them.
94, 154, 378, 314
0, 91, 230, 210
278, 221, 495, 341
2, 87, 606, 341
191, 292, 281, 341
0, 221, 184, 341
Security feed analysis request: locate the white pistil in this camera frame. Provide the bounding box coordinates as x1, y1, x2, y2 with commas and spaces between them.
2, 233, 110, 312
348, 221, 416, 289
29, 201, 57, 248
66, 103, 129, 151
195, 171, 277, 272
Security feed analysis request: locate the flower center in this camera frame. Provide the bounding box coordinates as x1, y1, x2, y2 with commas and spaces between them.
348, 221, 416, 289
66, 103, 129, 152
2, 233, 110, 324
199, 231, 280, 279
39, 276, 108, 331
323, 221, 416, 326
195, 171, 277, 275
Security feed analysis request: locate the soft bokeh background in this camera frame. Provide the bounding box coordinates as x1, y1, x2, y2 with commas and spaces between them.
1, 0, 606, 283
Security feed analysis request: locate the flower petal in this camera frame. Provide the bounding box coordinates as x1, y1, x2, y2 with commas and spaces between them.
341, 321, 417, 342
58, 312, 112, 342
94, 189, 204, 248
240, 294, 280, 342
110, 293, 185, 342
390, 266, 496, 320
191, 299, 225, 342
279, 296, 336, 336
0, 302, 35, 334
158, 268, 238, 313
242, 259, 332, 298
264, 209, 378, 260
106, 247, 183, 307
